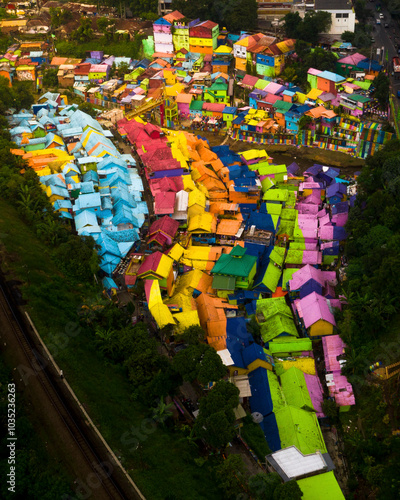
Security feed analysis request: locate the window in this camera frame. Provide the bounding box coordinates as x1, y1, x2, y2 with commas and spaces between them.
343, 13, 349, 18
336, 13, 342, 18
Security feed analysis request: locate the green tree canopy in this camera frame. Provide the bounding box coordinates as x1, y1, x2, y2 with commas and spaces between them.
71, 17, 94, 43
248, 472, 282, 500
42, 68, 59, 88
284, 11, 332, 44
54, 235, 100, 282
374, 72, 390, 108
172, 343, 226, 384
273, 480, 303, 500
171, 0, 257, 32
193, 380, 239, 448
214, 454, 248, 498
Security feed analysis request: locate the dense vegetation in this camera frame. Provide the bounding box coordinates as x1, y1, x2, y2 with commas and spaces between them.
338, 139, 400, 499
0, 359, 73, 499
171, 0, 258, 32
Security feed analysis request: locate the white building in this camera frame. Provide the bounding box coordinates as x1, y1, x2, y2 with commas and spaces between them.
314, 0, 356, 36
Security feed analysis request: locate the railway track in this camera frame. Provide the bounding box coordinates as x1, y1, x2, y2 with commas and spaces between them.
0, 280, 141, 500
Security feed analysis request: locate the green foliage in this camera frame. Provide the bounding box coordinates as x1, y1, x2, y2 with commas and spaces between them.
71, 17, 94, 43
172, 343, 227, 384
179, 325, 206, 345
341, 31, 356, 43
194, 380, 239, 448
284, 11, 332, 44
54, 235, 100, 282
273, 480, 303, 500
240, 415, 271, 460
130, 0, 158, 17
248, 472, 282, 500
42, 67, 59, 88
0, 77, 34, 112
56, 32, 144, 59
214, 454, 248, 499
50, 7, 73, 29
171, 0, 258, 32
341, 138, 400, 497
78, 100, 97, 117
374, 72, 390, 108
0, 359, 73, 498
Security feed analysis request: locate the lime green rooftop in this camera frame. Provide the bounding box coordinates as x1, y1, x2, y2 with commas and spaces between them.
297, 472, 345, 500
269, 246, 286, 267
263, 189, 289, 202
260, 313, 299, 342
275, 405, 327, 455
280, 366, 314, 412
268, 338, 312, 354
256, 296, 292, 319
265, 203, 283, 215
267, 370, 287, 412
261, 262, 282, 293
282, 268, 300, 290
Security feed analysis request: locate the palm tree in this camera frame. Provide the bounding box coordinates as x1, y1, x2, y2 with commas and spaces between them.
152, 398, 174, 426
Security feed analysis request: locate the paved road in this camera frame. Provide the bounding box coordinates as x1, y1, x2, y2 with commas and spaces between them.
369, 2, 400, 121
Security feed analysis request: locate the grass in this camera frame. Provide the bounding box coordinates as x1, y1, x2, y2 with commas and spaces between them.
0, 199, 221, 499
240, 417, 271, 461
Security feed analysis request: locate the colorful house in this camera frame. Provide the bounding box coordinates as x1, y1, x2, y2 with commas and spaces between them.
147, 215, 180, 249
211, 245, 257, 290
295, 292, 336, 338
137, 251, 175, 296
189, 20, 219, 55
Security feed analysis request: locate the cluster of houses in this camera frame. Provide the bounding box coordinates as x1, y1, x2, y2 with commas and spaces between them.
111, 108, 355, 495
8, 92, 148, 279
0, 10, 394, 159
4, 8, 369, 497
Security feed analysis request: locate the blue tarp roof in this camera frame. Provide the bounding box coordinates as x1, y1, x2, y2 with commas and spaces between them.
248, 367, 273, 417
260, 413, 281, 452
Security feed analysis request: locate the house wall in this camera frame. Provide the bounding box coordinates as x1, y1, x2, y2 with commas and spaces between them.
154, 43, 174, 53
256, 63, 275, 78
319, 9, 356, 35
154, 32, 173, 44
317, 77, 335, 94
309, 319, 334, 337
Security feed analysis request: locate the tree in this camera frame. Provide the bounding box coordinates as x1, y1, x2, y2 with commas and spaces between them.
54, 235, 100, 282
179, 325, 206, 345
78, 101, 97, 117
42, 68, 59, 88
284, 11, 332, 44
117, 61, 130, 76
374, 73, 390, 108
341, 31, 356, 43
151, 398, 174, 425
172, 343, 226, 383
71, 17, 94, 43
283, 12, 302, 39
298, 115, 313, 131
50, 7, 73, 29
215, 455, 248, 498
248, 473, 282, 500
304, 47, 337, 73
193, 380, 239, 449
273, 480, 303, 500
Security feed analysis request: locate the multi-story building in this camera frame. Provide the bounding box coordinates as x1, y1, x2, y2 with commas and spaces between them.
189, 20, 219, 55
314, 0, 355, 36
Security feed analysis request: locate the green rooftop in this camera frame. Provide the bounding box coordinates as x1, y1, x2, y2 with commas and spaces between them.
190, 100, 204, 110
267, 370, 286, 412
280, 208, 297, 221
265, 203, 283, 215
263, 189, 289, 202
297, 472, 345, 500
261, 262, 282, 293
280, 366, 314, 412
269, 246, 286, 267
273, 100, 293, 113
211, 246, 257, 278
260, 314, 299, 342
275, 405, 327, 455
282, 268, 300, 290
256, 296, 293, 319
285, 248, 305, 264
268, 338, 312, 355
